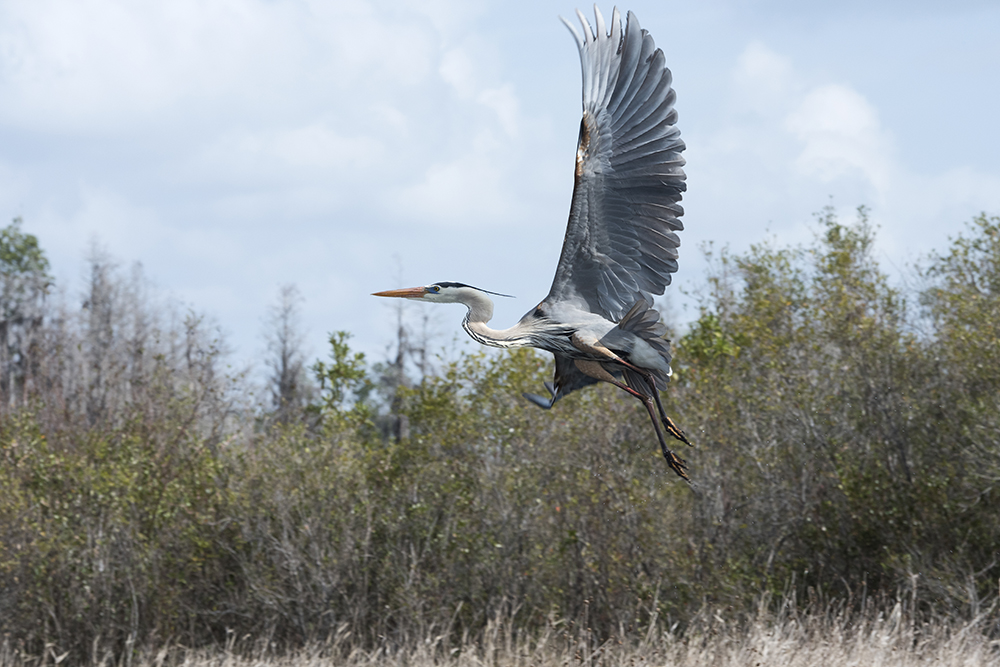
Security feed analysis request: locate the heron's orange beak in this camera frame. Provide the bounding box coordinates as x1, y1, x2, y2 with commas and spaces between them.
371, 286, 427, 299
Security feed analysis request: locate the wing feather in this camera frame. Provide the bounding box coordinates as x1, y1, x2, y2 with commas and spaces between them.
547, 8, 686, 321
522, 353, 600, 409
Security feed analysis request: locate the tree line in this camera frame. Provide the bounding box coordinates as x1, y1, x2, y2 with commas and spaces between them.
0, 208, 998, 662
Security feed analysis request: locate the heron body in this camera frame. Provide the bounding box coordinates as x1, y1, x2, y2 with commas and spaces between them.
374, 8, 691, 479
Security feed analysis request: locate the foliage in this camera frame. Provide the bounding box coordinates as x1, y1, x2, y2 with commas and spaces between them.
0, 413, 234, 653
673, 207, 999, 610
262, 284, 316, 424
923, 214, 1000, 487
0, 218, 51, 408
312, 331, 374, 419
2, 210, 1000, 662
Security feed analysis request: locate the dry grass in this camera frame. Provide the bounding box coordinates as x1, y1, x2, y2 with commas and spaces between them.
8, 601, 997, 667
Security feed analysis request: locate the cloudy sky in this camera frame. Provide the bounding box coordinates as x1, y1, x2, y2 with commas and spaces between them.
2, 0, 999, 370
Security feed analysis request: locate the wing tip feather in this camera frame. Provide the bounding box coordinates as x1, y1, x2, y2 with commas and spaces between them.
560, 14, 583, 48
593, 5, 606, 39
576, 8, 592, 43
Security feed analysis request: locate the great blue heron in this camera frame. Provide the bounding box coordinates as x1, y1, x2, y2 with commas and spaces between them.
374, 7, 691, 479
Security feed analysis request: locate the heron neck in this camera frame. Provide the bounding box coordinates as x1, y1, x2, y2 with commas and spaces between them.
459, 292, 530, 349
461, 289, 495, 324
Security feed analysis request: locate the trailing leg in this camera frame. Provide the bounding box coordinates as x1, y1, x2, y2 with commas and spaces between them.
624, 367, 692, 447
574, 360, 689, 481
569, 334, 691, 448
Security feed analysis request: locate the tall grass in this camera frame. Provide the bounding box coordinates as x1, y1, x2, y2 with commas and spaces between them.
5, 597, 996, 667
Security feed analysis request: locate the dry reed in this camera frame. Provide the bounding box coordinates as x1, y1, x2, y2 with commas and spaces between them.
7, 599, 996, 667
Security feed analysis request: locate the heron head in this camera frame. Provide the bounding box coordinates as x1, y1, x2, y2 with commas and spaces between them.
372, 282, 512, 304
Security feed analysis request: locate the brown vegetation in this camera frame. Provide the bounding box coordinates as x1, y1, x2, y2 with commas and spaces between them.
1, 209, 999, 663
5, 597, 998, 666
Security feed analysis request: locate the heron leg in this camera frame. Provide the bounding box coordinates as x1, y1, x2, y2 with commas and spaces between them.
632, 371, 692, 447
640, 394, 690, 481
570, 334, 692, 447
574, 360, 689, 481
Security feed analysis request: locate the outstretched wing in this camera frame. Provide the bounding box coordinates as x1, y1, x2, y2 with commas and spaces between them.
546, 7, 686, 322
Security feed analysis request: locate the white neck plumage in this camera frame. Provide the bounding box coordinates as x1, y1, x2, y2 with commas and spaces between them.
454, 288, 532, 349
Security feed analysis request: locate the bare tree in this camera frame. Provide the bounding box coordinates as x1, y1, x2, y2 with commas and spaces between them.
371, 288, 443, 440
23, 245, 238, 437
81, 246, 119, 424
262, 284, 314, 423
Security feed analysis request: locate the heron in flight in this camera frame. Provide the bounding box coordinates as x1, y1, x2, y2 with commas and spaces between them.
374, 7, 691, 479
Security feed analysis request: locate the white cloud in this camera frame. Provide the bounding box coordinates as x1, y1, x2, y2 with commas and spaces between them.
440, 48, 478, 98
0, 0, 281, 129
0, 0, 442, 132
391, 146, 514, 227
694, 43, 894, 233
440, 47, 521, 137
273, 125, 385, 170
29, 184, 167, 268
477, 85, 520, 138
688, 36, 999, 290
383, 37, 527, 228
733, 41, 795, 113
196, 124, 386, 186
785, 84, 892, 195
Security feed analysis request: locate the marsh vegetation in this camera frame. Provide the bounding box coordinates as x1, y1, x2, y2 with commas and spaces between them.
1, 209, 999, 663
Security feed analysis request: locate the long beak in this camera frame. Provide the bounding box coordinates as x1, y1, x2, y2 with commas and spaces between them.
372, 286, 427, 299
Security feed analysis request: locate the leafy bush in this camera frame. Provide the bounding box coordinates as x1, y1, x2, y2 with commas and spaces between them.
1, 212, 999, 662
673, 208, 1000, 611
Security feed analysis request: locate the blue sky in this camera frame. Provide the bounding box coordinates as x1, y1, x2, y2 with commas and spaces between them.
2, 0, 999, 370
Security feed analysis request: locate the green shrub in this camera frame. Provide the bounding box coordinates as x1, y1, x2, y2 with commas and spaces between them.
2, 211, 999, 662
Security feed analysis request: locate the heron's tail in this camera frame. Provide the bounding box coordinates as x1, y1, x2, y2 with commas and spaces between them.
617, 298, 672, 390
619, 298, 692, 451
